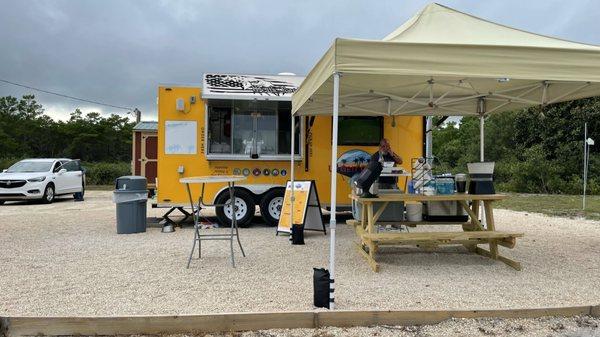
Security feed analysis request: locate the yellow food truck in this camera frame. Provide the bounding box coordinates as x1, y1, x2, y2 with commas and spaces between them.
157, 73, 424, 227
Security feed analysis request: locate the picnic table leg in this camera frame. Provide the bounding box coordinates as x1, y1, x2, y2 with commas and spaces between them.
473, 200, 521, 270
459, 200, 483, 231
467, 200, 480, 230
475, 246, 522, 271
367, 202, 374, 234
366, 202, 378, 255
361, 200, 367, 230
484, 201, 498, 259
459, 200, 481, 252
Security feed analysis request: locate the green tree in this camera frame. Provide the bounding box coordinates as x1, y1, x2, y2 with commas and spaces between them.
433, 97, 600, 194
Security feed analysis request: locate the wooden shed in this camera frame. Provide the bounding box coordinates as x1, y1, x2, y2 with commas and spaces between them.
132, 121, 158, 192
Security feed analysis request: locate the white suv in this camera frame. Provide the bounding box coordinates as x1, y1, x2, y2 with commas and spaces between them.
0, 158, 85, 204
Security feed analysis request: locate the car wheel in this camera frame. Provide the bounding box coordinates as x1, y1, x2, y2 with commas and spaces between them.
215, 189, 255, 228
42, 184, 55, 204
259, 188, 285, 227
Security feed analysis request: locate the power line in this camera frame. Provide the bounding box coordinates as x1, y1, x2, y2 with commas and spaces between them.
0, 78, 134, 111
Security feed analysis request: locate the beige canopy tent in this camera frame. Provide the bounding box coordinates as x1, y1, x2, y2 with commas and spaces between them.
289, 3, 600, 309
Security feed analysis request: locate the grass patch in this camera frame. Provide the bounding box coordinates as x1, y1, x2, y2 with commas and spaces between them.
86, 185, 114, 191
496, 193, 600, 220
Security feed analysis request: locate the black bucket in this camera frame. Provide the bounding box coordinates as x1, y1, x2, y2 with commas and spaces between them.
313, 268, 331, 309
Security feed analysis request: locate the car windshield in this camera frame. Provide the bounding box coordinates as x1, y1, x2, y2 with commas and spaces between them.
6, 161, 53, 173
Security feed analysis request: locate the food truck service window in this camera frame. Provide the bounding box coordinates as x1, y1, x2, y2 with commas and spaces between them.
337, 116, 383, 146
207, 99, 300, 160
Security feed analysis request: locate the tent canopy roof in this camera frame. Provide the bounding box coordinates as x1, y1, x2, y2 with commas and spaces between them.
292, 3, 600, 117
384, 3, 600, 49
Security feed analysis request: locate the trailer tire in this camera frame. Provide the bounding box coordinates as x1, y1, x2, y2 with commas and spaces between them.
215, 189, 255, 228
259, 188, 284, 227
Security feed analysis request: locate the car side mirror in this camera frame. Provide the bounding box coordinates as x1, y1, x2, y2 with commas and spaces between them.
58, 168, 67, 174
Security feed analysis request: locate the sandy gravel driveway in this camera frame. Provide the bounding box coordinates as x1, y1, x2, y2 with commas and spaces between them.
0, 191, 599, 316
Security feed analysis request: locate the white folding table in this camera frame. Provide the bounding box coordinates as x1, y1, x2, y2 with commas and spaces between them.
180, 175, 247, 268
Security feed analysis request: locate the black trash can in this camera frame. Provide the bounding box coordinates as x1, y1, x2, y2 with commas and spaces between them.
113, 176, 148, 234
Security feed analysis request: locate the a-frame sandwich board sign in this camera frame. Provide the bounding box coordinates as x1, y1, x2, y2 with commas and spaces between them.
277, 180, 326, 235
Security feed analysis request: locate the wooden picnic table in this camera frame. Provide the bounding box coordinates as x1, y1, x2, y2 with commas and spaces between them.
348, 193, 524, 272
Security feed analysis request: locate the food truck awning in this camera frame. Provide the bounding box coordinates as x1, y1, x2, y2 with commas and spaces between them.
292, 3, 600, 117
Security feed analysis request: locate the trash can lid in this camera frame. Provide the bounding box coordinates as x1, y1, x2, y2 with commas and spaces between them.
115, 176, 147, 191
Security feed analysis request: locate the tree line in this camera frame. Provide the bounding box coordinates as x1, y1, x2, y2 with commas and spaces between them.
0, 95, 134, 163
1, 94, 598, 193
433, 97, 600, 194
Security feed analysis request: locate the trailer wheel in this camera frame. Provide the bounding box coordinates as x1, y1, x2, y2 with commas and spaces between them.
259, 188, 285, 227
215, 189, 255, 228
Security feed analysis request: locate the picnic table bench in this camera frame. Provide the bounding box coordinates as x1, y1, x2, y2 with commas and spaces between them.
348, 193, 523, 272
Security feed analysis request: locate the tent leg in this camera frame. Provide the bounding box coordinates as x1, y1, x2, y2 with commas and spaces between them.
329, 72, 340, 310
480, 115, 484, 163
479, 101, 487, 229
425, 116, 433, 158
290, 115, 295, 236
583, 122, 588, 210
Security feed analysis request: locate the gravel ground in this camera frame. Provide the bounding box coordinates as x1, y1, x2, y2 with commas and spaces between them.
0, 191, 599, 317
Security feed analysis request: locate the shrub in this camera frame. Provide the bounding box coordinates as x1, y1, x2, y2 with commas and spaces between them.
82, 162, 131, 185
0, 157, 22, 171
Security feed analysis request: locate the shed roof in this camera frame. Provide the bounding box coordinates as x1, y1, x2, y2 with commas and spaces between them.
133, 121, 158, 132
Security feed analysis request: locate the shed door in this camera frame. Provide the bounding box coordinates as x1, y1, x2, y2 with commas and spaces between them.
140, 133, 158, 186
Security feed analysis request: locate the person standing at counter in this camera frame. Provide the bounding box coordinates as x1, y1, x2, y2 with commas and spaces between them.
371, 138, 403, 190
355, 138, 403, 198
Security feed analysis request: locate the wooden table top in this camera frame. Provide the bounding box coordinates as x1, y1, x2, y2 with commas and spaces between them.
350, 193, 507, 202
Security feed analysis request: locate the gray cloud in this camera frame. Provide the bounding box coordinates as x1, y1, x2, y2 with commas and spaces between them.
1, 0, 598, 121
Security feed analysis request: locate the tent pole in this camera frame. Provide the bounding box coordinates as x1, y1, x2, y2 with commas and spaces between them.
290, 114, 295, 235
583, 121, 588, 210
425, 80, 434, 158
425, 116, 433, 158
478, 98, 487, 228
329, 72, 340, 310
479, 115, 484, 162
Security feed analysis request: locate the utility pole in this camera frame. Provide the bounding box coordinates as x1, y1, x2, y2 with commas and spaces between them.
133, 108, 141, 123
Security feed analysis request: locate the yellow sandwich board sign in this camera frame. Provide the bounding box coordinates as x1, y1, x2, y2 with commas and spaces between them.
277, 180, 326, 235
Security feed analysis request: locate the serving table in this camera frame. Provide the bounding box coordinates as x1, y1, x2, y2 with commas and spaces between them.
348, 193, 523, 272
180, 176, 247, 268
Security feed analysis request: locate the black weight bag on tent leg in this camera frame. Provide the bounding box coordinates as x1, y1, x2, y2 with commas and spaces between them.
313, 268, 331, 309
354, 159, 383, 194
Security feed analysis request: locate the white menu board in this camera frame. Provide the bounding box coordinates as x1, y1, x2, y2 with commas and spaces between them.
165, 121, 197, 154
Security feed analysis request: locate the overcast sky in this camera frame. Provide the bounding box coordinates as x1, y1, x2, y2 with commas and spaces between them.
1, 0, 599, 121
